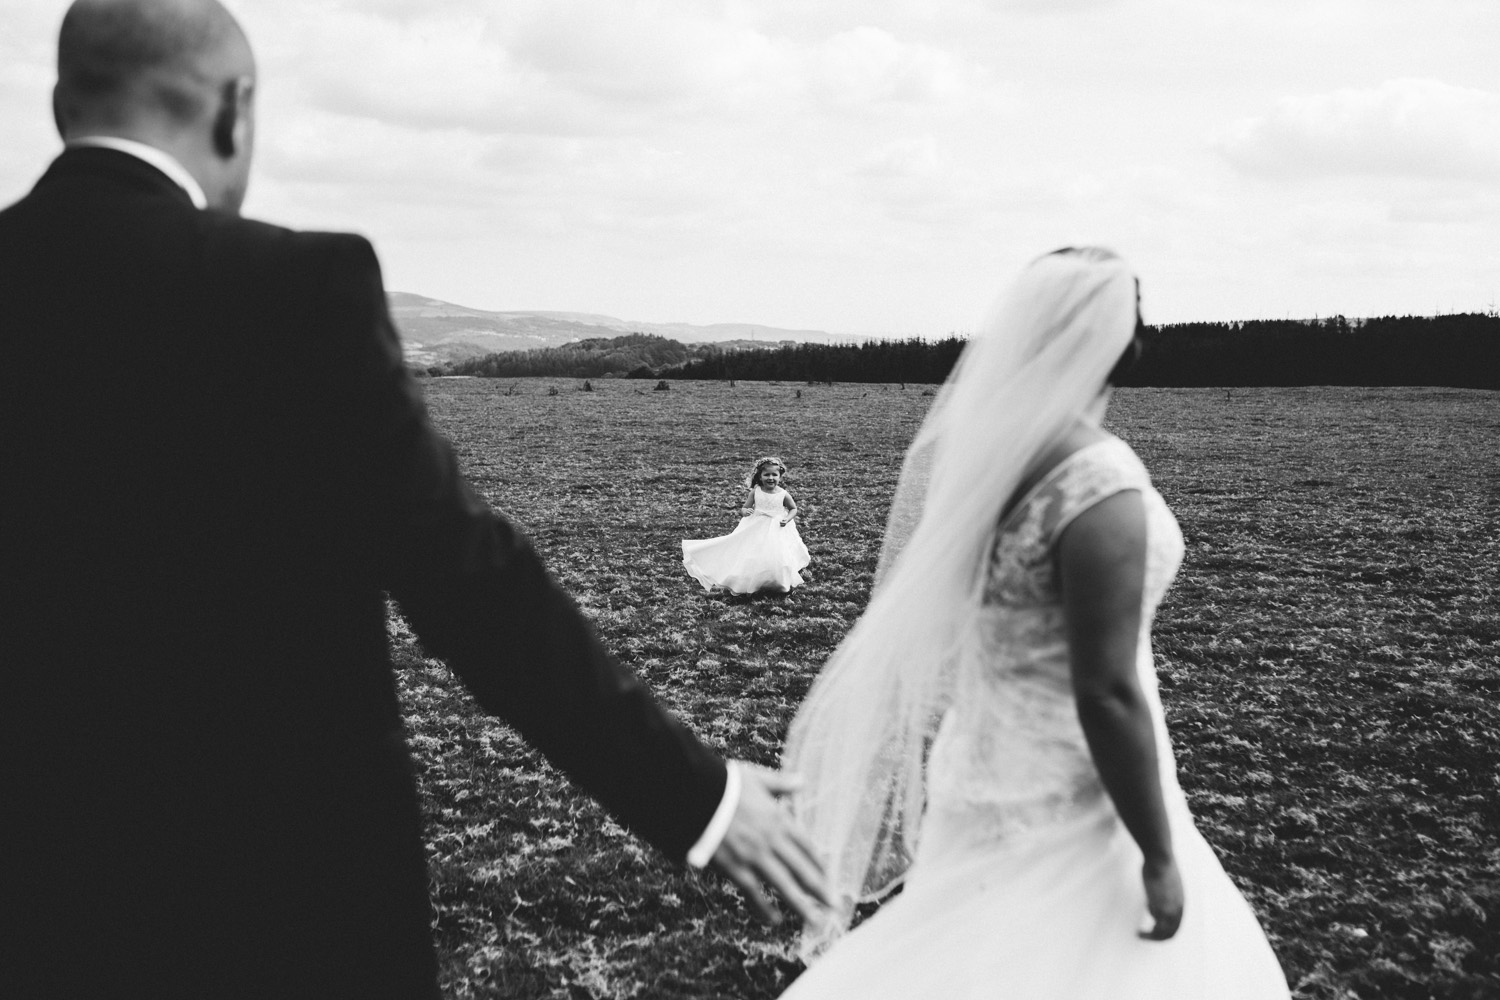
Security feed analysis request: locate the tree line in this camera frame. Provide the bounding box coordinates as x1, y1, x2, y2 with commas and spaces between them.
1128, 314, 1498, 388
438, 333, 699, 379
657, 336, 967, 384
423, 314, 1499, 388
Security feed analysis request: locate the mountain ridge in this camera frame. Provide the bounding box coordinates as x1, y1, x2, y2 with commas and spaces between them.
387, 291, 865, 367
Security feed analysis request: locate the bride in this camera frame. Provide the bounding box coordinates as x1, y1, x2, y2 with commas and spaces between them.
779, 248, 1289, 998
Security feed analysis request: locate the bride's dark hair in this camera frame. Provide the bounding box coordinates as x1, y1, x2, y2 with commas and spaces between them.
1107, 314, 1145, 386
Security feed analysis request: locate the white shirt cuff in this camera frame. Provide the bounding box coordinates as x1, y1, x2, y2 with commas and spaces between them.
686, 760, 741, 868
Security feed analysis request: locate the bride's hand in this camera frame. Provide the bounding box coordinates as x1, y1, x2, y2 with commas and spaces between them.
1139, 856, 1184, 941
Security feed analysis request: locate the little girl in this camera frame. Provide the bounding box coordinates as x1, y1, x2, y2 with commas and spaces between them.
682, 456, 811, 595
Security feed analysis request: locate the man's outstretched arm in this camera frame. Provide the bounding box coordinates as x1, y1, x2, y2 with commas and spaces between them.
308, 233, 830, 920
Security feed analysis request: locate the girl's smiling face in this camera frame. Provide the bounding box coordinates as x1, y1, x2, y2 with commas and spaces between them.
758, 466, 782, 490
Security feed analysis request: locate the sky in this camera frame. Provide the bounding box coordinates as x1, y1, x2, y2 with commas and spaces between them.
2, 0, 1498, 337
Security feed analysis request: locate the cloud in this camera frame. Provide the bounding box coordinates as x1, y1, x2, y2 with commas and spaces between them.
0, 6, 64, 192
982, 0, 1121, 11
852, 135, 946, 180
836, 135, 976, 225
1217, 78, 1500, 182
278, 10, 589, 135
261, 2, 799, 136
507, 4, 784, 109
257, 110, 493, 189
1387, 189, 1500, 226
269, 2, 981, 139
811, 26, 971, 106
251, 95, 760, 251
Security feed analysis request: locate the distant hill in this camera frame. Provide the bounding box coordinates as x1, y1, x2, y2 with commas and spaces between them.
388, 292, 854, 367
441, 332, 703, 379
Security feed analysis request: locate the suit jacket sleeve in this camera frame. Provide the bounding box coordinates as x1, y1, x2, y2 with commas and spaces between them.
308, 234, 726, 862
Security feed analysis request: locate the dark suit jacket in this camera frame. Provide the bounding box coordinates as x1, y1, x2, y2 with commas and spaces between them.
0, 147, 726, 999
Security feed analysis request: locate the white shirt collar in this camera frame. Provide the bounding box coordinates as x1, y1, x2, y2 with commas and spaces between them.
68, 136, 209, 210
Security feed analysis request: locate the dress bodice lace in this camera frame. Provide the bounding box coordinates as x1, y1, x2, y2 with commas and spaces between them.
753, 487, 787, 517
923, 436, 1185, 848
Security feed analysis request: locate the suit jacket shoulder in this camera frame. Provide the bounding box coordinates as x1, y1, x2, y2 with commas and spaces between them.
195, 214, 388, 352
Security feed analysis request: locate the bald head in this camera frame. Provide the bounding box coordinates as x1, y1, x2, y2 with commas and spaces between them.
55, 0, 257, 211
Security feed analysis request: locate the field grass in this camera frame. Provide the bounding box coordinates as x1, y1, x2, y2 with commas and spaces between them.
390, 379, 1500, 999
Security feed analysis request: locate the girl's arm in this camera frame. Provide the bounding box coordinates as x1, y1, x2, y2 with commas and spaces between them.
780, 491, 798, 526
740, 488, 755, 516
1056, 489, 1182, 942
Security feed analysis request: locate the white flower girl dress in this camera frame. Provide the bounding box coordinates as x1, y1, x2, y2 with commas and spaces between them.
682, 487, 810, 595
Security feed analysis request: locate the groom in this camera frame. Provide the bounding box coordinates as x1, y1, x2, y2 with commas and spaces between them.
0, 1, 828, 997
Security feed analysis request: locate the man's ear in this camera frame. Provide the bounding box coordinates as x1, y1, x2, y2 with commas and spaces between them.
52, 85, 69, 140
212, 76, 253, 159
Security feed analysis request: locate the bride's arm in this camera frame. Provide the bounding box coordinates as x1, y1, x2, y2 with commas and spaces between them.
1056, 490, 1183, 941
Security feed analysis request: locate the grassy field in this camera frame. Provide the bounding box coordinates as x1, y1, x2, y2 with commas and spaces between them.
390, 379, 1499, 1000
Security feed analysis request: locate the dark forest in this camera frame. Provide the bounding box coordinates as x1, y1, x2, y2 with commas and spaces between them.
426, 314, 1499, 389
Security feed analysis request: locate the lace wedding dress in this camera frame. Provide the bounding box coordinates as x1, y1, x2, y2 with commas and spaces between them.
781, 437, 1288, 999
682, 486, 810, 595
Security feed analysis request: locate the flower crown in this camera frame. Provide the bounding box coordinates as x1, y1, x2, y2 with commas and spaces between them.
746, 456, 787, 487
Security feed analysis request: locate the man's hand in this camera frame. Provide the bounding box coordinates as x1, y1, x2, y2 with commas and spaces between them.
711, 764, 833, 926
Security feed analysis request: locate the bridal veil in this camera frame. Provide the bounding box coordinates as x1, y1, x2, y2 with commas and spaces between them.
782, 247, 1140, 956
